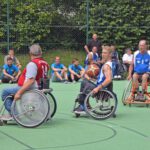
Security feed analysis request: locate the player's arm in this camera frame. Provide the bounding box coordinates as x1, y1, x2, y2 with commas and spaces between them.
93, 64, 112, 93
14, 78, 35, 100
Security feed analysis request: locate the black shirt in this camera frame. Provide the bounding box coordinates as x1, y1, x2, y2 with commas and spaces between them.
87, 39, 101, 52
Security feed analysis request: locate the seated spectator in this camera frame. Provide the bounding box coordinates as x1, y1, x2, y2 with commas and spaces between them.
51, 56, 68, 83
84, 46, 100, 66
122, 48, 133, 71
1, 57, 21, 83
68, 58, 85, 82
4, 49, 22, 69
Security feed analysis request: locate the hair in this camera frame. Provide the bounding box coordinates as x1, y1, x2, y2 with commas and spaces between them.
29, 44, 42, 56
9, 49, 14, 51
55, 56, 60, 60
125, 48, 131, 53
7, 57, 13, 61
72, 58, 79, 63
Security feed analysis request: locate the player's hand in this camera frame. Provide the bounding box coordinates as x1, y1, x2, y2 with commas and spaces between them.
92, 87, 100, 94
14, 93, 21, 101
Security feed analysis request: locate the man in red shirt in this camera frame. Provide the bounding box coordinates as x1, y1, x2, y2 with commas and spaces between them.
1, 44, 49, 120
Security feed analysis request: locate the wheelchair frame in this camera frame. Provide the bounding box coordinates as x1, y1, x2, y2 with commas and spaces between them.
122, 78, 150, 106
0, 88, 57, 128
73, 89, 118, 120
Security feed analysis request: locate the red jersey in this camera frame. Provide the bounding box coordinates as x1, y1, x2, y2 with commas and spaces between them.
18, 57, 49, 87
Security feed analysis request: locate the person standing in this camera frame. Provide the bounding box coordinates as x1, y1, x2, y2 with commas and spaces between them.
84, 34, 102, 55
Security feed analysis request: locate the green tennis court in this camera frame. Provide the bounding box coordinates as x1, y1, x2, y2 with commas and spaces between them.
0, 80, 150, 150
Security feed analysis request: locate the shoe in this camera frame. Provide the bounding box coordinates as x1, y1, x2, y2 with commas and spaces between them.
114, 75, 118, 79
74, 105, 86, 115
63, 80, 69, 84
117, 75, 121, 79
0, 114, 13, 121
72, 80, 76, 84
135, 93, 145, 102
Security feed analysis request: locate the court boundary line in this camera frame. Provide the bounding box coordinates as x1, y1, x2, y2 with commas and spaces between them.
0, 130, 34, 149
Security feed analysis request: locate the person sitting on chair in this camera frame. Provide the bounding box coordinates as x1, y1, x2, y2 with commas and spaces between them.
51, 56, 68, 83
68, 58, 85, 82
1, 57, 21, 83
1, 44, 49, 121
127, 39, 150, 101
74, 46, 113, 113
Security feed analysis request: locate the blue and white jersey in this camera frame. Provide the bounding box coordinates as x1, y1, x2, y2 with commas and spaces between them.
97, 61, 112, 86
133, 50, 150, 74
85, 52, 99, 65
68, 64, 83, 76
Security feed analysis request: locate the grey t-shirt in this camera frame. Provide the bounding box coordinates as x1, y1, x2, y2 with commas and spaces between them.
25, 62, 38, 90
4, 55, 20, 65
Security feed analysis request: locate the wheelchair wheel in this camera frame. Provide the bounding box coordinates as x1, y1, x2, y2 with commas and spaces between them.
122, 79, 132, 105
44, 92, 57, 118
11, 90, 50, 128
84, 90, 117, 120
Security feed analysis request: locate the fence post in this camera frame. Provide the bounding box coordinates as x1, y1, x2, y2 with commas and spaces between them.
7, 0, 10, 52
86, 0, 89, 44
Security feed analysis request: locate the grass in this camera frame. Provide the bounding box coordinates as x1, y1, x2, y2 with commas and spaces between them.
0, 50, 86, 69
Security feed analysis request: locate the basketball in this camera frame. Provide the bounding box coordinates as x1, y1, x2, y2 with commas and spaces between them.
86, 64, 100, 78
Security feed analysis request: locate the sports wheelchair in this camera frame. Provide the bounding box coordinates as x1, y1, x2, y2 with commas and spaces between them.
0, 79, 57, 128
122, 76, 150, 106
73, 89, 118, 120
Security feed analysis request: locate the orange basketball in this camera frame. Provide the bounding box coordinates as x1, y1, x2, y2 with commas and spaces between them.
86, 64, 100, 78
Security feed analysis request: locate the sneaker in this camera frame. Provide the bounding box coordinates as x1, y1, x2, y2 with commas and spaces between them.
0, 114, 13, 121
135, 93, 145, 102
63, 80, 69, 84
74, 105, 86, 115
114, 75, 118, 79
72, 80, 76, 84
117, 75, 122, 79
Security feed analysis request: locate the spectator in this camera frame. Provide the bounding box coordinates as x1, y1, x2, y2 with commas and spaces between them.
4, 49, 22, 69
1, 57, 21, 83
122, 48, 133, 71
68, 58, 85, 82
111, 44, 121, 79
51, 56, 68, 83
84, 46, 100, 66
84, 34, 102, 55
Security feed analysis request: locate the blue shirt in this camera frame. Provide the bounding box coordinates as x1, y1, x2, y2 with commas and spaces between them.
51, 63, 65, 74
85, 52, 99, 65
134, 50, 150, 74
3, 64, 19, 75
68, 64, 83, 76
